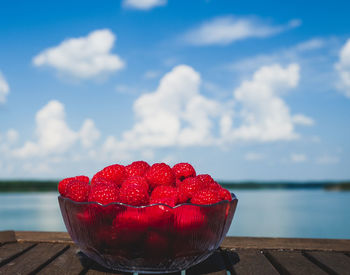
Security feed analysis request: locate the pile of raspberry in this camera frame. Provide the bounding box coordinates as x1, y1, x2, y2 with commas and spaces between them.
58, 161, 232, 206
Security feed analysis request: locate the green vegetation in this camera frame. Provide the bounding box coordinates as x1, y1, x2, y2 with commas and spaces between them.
218, 181, 350, 191
0, 180, 58, 192
0, 180, 349, 192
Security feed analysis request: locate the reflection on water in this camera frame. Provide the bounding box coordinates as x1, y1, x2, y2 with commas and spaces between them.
0, 190, 349, 239
0, 192, 65, 231
228, 189, 350, 239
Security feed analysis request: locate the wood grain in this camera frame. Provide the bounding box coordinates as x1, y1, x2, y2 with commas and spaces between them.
221, 236, 350, 252
265, 250, 328, 275
304, 251, 350, 275
0, 231, 16, 244
0, 243, 68, 274
231, 249, 279, 275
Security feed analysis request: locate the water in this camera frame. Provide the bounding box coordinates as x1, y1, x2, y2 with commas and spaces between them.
0, 190, 349, 239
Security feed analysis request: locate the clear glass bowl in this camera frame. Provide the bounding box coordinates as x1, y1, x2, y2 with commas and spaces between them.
58, 193, 237, 273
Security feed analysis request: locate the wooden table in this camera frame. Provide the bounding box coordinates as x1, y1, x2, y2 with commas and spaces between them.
0, 231, 350, 274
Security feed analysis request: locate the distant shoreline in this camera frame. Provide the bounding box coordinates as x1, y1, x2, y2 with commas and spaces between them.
0, 180, 349, 192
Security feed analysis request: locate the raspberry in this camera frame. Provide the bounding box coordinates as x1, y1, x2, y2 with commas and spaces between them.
207, 181, 222, 190
113, 208, 149, 243
91, 176, 119, 189
196, 174, 215, 186
218, 188, 232, 201
172, 163, 196, 181
177, 177, 203, 203
58, 175, 89, 196
91, 164, 126, 187
145, 163, 175, 189
150, 186, 179, 207
119, 176, 150, 206
125, 161, 150, 177
191, 189, 221, 205
65, 180, 90, 202
146, 205, 174, 230
174, 205, 207, 231
88, 183, 119, 205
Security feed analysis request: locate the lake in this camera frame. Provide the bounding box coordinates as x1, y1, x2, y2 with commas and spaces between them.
0, 189, 349, 239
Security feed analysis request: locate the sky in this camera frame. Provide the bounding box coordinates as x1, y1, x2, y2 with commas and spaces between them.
0, 0, 350, 181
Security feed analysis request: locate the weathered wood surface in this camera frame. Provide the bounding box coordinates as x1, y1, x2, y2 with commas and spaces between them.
0, 231, 349, 274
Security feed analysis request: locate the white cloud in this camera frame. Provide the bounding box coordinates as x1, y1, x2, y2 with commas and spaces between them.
13, 100, 100, 158
290, 153, 307, 163
245, 152, 264, 161
33, 29, 125, 79
335, 38, 350, 98
0, 71, 9, 103
105, 63, 312, 159
6, 129, 19, 144
292, 114, 314, 126
182, 16, 301, 46
79, 119, 101, 148
221, 63, 313, 142
123, 0, 167, 10
120, 65, 220, 148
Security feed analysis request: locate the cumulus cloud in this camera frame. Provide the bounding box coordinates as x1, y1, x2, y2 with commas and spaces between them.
13, 100, 100, 158
0, 71, 9, 103
292, 114, 314, 126
123, 0, 167, 10
106, 63, 312, 158
120, 65, 220, 148
182, 16, 301, 46
335, 38, 350, 97
221, 63, 313, 142
33, 29, 125, 79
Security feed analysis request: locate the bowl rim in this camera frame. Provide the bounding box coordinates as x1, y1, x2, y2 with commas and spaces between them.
58, 192, 237, 209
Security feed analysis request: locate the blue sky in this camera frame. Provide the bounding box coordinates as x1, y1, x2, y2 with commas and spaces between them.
1, 0, 350, 181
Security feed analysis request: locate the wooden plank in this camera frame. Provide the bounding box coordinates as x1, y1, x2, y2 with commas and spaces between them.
221, 236, 350, 252
37, 246, 85, 274
15, 231, 73, 244
0, 231, 16, 244
304, 251, 350, 275
265, 250, 328, 275
186, 250, 227, 275
0, 242, 36, 266
0, 243, 68, 274
230, 249, 278, 275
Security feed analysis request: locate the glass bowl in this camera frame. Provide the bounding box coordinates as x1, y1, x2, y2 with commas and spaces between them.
58, 193, 237, 273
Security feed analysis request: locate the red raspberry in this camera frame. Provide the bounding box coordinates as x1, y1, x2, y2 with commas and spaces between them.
58, 175, 89, 196
218, 188, 232, 201
113, 208, 149, 242
146, 205, 174, 230
174, 205, 207, 231
208, 181, 222, 190
125, 161, 150, 177
177, 177, 203, 203
150, 186, 179, 207
172, 163, 196, 181
196, 174, 215, 186
191, 189, 221, 205
119, 176, 150, 206
145, 163, 175, 189
91, 164, 126, 187
88, 183, 119, 205
65, 180, 90, 202
91, 176, 119, 189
